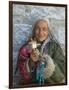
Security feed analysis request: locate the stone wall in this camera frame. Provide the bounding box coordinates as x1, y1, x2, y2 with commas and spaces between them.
13, 4, 65, 86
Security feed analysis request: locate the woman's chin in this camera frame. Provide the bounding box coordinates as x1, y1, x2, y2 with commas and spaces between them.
37, 38, 46, 42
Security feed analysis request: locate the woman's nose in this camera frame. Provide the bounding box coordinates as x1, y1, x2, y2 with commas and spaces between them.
39, 29, 43, 35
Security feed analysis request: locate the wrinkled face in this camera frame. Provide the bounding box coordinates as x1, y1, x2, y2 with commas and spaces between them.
35, 21, 48, 42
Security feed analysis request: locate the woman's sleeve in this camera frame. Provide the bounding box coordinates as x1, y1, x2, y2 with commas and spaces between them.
41, 54, 55, 79
50, 43, 65, 83
43, 43, 65, 83
18, 47, 31, 80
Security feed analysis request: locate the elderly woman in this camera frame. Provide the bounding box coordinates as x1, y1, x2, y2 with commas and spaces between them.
18, 19, 65, 85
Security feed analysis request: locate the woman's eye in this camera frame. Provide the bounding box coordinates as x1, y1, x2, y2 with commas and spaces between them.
43, 28, 46, 31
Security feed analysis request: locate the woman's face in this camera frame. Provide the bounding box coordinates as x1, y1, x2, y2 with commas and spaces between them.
35, 21, 49, 42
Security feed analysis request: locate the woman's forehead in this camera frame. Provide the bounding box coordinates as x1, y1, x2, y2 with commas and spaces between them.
36, 20, 48, 28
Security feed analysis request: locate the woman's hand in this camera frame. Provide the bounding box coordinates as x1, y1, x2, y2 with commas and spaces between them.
30, 49, 40, 62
